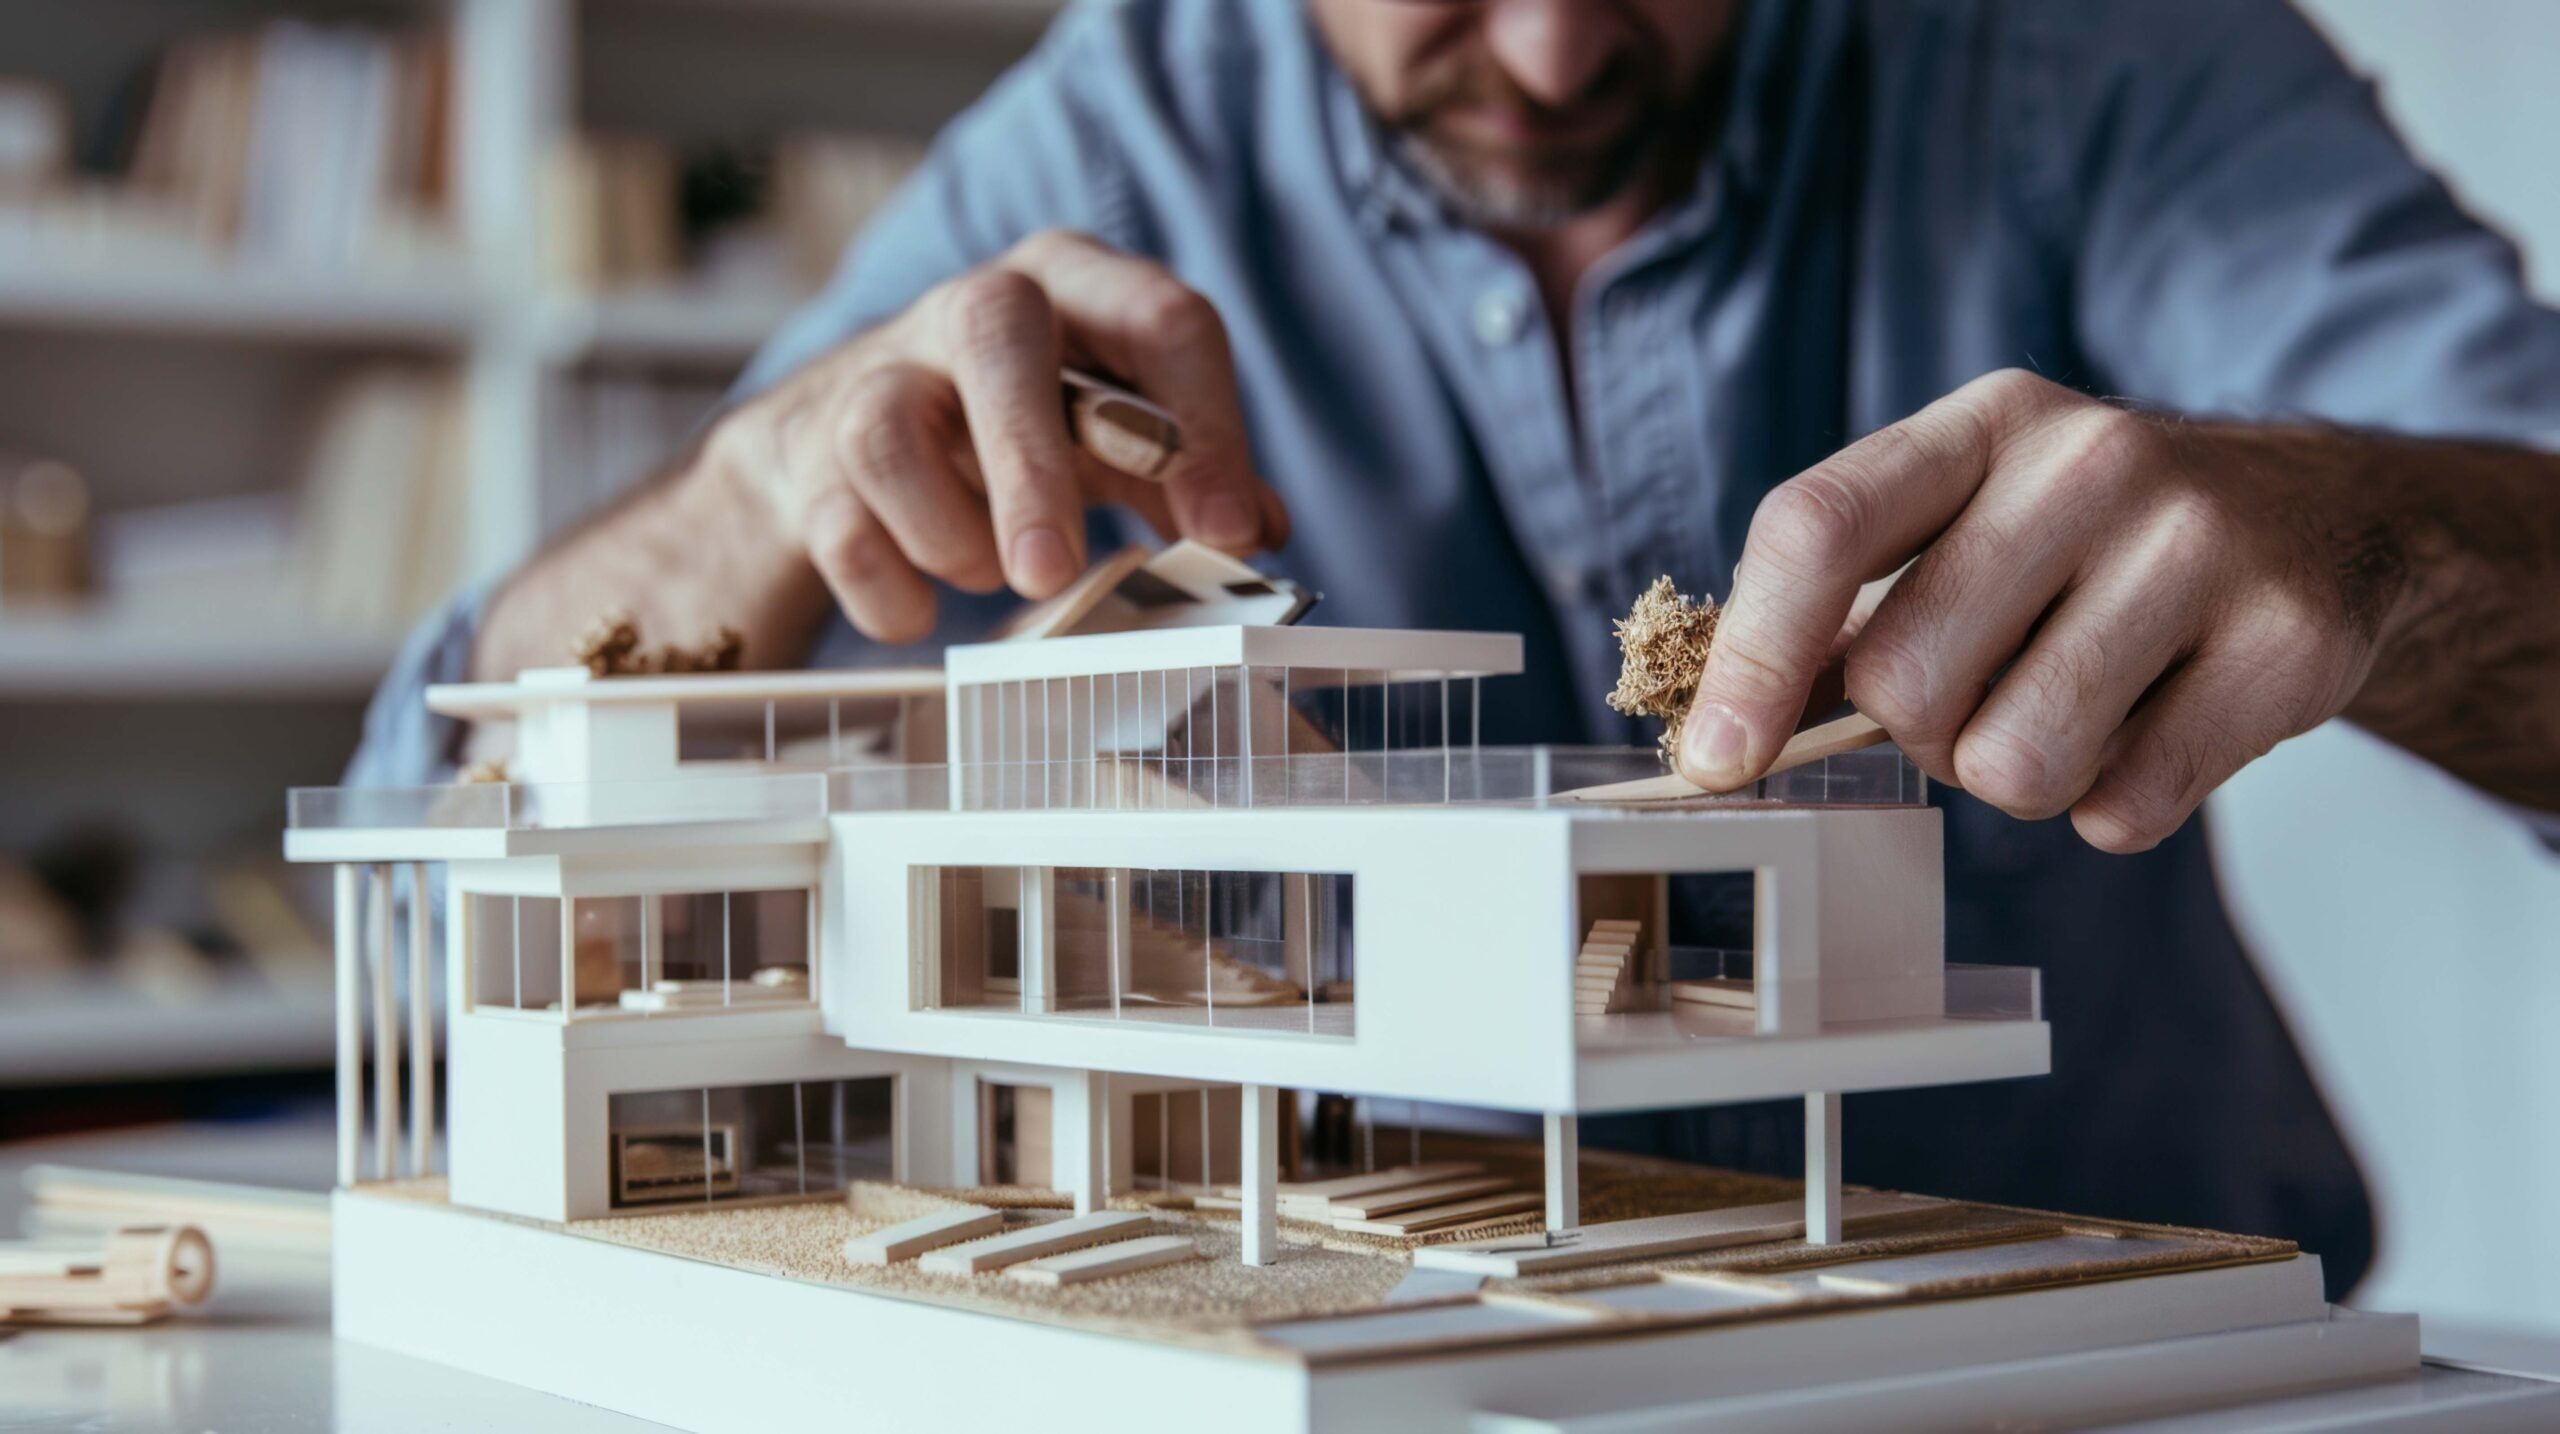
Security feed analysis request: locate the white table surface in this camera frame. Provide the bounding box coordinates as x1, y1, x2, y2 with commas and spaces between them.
0, 1107, 664, 1433
3, 1108, 2556, 1432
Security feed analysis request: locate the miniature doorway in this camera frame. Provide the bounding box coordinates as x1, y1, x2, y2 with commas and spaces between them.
979, 1081, 1052, 1187
1130, 1087, 1241, 1191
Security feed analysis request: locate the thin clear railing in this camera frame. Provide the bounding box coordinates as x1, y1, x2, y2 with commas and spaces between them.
288, 771, 831, 832
1945, 962, 2042, 1021
291, 744, 1923, 830
938, 743, 1925, 811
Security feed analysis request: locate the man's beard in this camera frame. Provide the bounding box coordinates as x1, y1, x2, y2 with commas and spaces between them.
1390, 125, 1659, 232
1372, 47, 1677, 232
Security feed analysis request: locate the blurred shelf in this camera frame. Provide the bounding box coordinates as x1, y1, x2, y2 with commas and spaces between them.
0, 977, 335, 1086
588, 0, 1060, 26
534, 286, 807, 366
0, 255, 485, 347
0, 605, 402, 700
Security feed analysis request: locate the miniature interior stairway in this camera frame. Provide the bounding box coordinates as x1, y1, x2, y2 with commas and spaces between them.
1572, 918, 1643, 1017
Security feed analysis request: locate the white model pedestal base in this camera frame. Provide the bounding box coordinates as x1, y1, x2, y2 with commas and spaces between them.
333, 1189, 2444, 1433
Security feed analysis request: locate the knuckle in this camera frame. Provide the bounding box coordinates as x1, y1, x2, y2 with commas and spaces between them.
1842, 632, 1934, 735
2074, 757, 2196, 852
2015, 634, 2113, 719
1008, 227, 1088, 265
941, 268, 1051, 358
1702, 633, 1801, 708
1129, 280, 1223, 351
1974, 366, 2054, 406
1953, 722, 2067, 818
1751, 473, 1869, 578
837, 368, 923, 459
2145, 486, 2230, 555
2055, 406, 2165, 489
2071, 798, 2167, 855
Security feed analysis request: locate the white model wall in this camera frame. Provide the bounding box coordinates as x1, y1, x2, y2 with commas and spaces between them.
2208, 0, 2560, 1347
826, 807, 1585, 1112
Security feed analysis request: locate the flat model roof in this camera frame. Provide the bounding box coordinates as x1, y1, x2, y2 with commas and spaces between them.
425, 666, 945, 721
943, 625, 1524, 686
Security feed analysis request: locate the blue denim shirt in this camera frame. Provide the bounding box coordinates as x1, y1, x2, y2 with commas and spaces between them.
354, 0, 2560, 1292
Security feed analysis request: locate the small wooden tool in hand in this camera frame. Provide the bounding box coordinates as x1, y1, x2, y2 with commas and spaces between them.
1556, 574, 1892, 803
1063, 367, 1181, 479
1557, 710, 1890, 804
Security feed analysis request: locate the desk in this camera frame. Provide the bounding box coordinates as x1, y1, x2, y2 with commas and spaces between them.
0, 1108, 660, 1432
3, 1111, 2555, 1432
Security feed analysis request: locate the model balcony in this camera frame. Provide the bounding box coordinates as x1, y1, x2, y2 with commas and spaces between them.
282, 769, 834, 862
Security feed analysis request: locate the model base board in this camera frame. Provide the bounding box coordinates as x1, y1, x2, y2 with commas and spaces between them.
327, 1127, 2438, 1433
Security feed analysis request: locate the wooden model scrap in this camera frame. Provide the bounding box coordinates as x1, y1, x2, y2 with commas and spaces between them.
275, 543, 2440, 1432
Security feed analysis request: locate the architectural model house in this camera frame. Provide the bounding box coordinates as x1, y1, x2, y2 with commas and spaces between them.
283, 547, 2430, 1431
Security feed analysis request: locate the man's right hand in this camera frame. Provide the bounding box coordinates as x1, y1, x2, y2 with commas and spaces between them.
701, 229, 1290, 643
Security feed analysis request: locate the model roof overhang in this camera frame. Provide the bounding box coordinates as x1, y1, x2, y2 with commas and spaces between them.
424, 666, 945, 721
943, 625, 1523, 686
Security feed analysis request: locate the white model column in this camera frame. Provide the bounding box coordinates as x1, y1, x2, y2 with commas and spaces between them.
1020, 868, 1056, 1014
1106, 869, 1132, 1016
1241, 1083, 1279, 1265
1543, 1113, 1580, 1232
1806, 1092, 1842, 1244
1058, 1071, 1106, 1215
333, 864, 362, 1187
406, 862, 433, 1177
369, 864, 398, 1182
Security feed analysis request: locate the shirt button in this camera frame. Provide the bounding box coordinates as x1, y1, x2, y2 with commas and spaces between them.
1473, 288, 1528, 347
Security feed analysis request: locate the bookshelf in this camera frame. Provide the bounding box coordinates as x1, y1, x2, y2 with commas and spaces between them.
0, 0, 1049, 1081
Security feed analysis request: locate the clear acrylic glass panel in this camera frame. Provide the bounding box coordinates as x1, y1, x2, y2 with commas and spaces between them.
608, 1087, 716, 1209
566, 894, 642, 1016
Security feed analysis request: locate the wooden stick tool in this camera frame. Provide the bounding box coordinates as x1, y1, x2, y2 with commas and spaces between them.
1555, 710, 1891, 804
1063, 367, 1181, 480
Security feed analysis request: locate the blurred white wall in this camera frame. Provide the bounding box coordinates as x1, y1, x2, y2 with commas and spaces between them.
2206, 0, 2560, 1347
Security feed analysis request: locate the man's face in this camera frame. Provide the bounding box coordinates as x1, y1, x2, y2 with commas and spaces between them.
1310, 0, 1739, 229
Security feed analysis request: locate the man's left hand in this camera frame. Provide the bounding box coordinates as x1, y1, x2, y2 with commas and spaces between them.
1680, 369, 2432, 852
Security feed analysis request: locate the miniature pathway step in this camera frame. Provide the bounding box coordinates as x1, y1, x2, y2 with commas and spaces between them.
1268, 1162, 1483, 1216
1004, 1235, 1201, 1288
916, 1211, 1154, 1276
1411, 1192, 1947, 1276
1327, 1176, 1515, 1222
842, 1205, 1003, 1266
1333, 1191, 1543, 1237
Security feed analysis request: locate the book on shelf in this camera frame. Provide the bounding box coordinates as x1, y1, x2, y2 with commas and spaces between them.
544, 129, 926, 295
70, 18, 455, 270
293, 365, 469, 632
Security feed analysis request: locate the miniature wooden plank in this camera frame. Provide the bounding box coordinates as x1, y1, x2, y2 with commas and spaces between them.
1269, 1162, 1483, 1213
842, 1206, 1003, 1266
915, 1211, 1153, 1276
1555, 711, 1892, 803
1327, 1176, 1514, 1222
1331, 1191, 1544, 1236
1411, 1193, 1947, 1276
1003, 1234, 1200, 1288
1671, 978, 1758, 1010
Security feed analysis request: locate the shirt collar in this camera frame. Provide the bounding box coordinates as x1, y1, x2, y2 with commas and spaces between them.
1318, 0, 1794, 242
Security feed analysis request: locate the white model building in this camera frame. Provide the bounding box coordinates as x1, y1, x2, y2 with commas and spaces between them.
281, 548, 2438, 1432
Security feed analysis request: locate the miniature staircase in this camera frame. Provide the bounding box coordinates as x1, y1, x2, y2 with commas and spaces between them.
1573, 918, 1644, 1016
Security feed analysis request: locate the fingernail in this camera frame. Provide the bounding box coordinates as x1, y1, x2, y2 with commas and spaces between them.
1196, 492, 1257, 548
1010, 526, 1075, 591
1685, 700, 1750, 783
